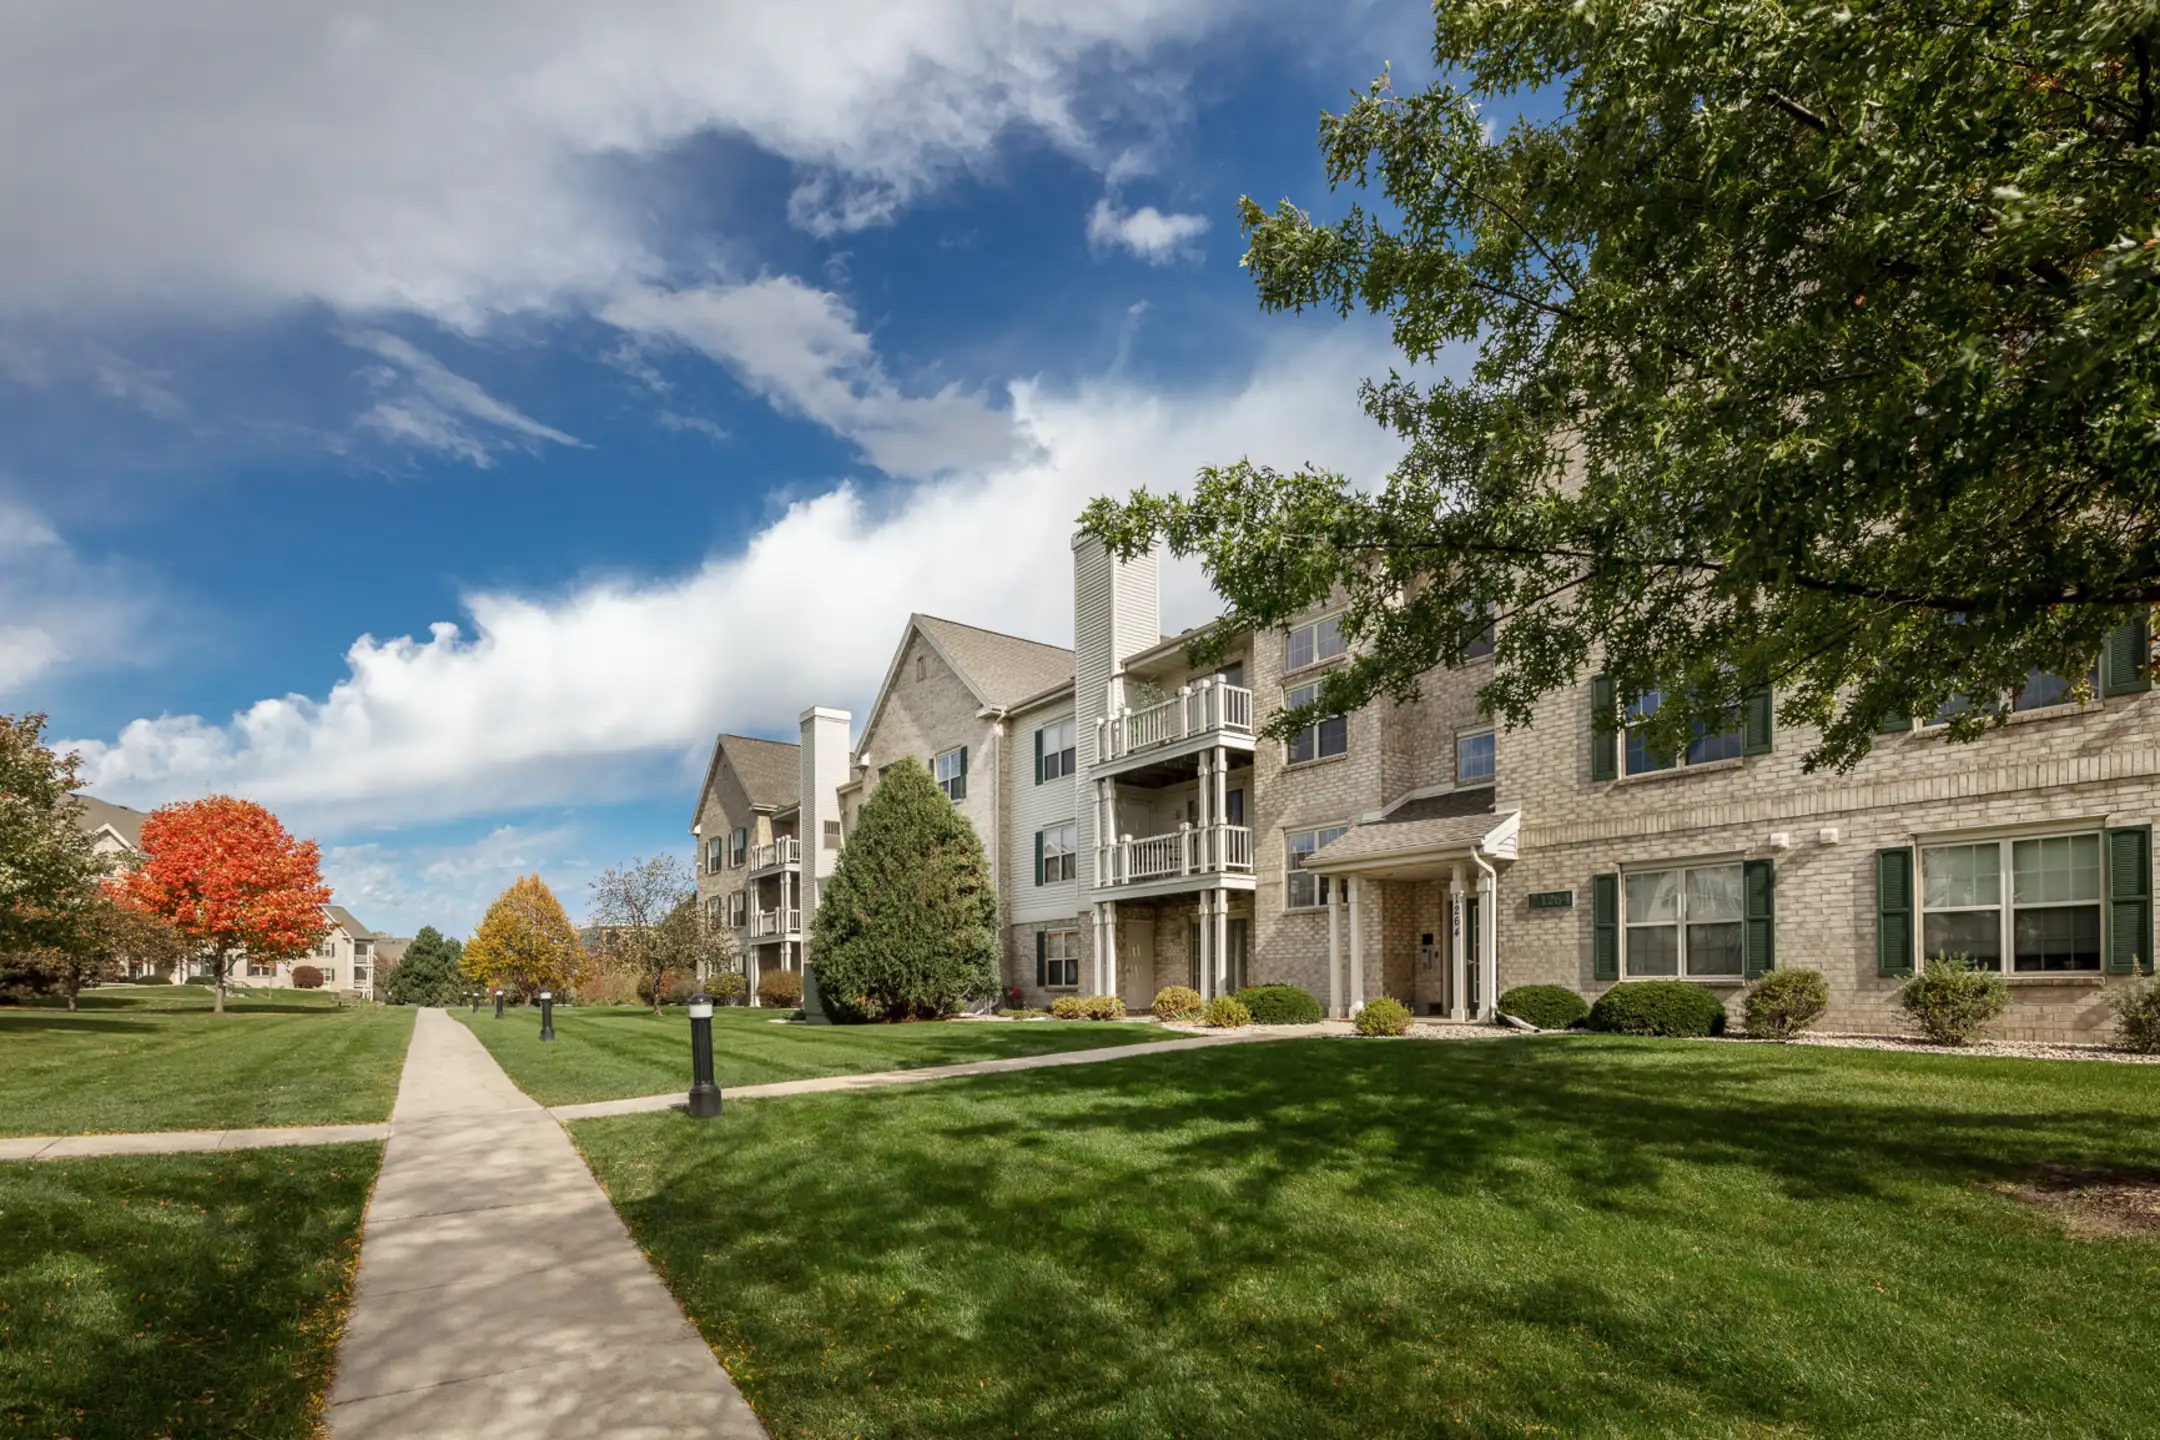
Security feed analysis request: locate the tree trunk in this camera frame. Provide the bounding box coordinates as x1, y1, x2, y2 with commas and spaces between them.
214, 954, 226, 1014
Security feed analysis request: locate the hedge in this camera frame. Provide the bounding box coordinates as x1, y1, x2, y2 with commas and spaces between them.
1497, 984, 1588, 1030
1233, 984, 1322, 1025
1587, 980, 1727, 1036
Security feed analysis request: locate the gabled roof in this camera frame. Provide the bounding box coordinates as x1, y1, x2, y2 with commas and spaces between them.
325, 905, 374, 940
69, 794, 147, 849
856, 614, 1076, 762
689, 733, 801, 827
1307, 786, 1511, 870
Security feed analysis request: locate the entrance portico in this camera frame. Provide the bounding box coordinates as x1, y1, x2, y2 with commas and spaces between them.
1306, 798, 1520, 1021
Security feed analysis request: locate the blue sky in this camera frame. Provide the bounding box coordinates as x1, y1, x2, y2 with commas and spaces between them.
1, 2, 1439, 937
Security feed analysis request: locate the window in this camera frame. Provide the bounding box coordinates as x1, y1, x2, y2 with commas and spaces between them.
1461, 604, 1495, 660
1624, 863, 1745, 977
1624, 690, 1741, 775
2013, 664, 2097, 713
248, 960, 276, 978
916, 655, 927, 682
728, 891, 749, 928
706, 837, 724, 873
823, 819, 843, 849
320, 968, 336, 985
935, 747, 968, 801
1041, 930, 1080, 988
706, 895, 724, 927
1038, 822, 1077, 884
1284, 615, 1347, 672
1226, 787, 1246, 826
1037, 718, 1077, 783
1921, 833, 2102, 972
1285, 825, 1349, 909
731, 827, 748, 867
1457, 729, 1496, 783
1285, 683, 1348, 763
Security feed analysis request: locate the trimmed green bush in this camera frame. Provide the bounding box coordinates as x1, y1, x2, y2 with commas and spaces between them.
1152, 985, 1202, 1021
1896, 954, 2009, 1045
1202, 995, 1252, 1028
756, 968, 805, 1008
2108, 975, 2160, 1054
1588, 981, 1728, 1037
808, 756, 1000, 1021
708, 971, 748, 1005
290, 964, 324, 990
1744, 968, 1830, 1039
1498, 984, 1588, 1030
1234, 984, 1322, 1025
1353, 995, 1413, 1036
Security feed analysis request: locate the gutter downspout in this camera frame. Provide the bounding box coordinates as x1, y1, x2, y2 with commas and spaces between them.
1470, 843, 1499, 1024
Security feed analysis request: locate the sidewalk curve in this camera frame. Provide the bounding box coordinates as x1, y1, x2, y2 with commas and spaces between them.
328, 1008, 766, 1440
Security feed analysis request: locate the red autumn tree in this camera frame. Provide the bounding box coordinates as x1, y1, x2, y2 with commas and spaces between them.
116, 796, 332, 1013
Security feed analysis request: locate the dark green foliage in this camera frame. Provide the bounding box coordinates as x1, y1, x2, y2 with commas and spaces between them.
1084, 5, 2160, 773
1234, 984, 1323, 1025
1498, 984, 1589, 1030
1588, 982, 1728, 1037
809, 757, 999, 1021
1744, 969, 1831, 1039
1898, 955, 2011, 1045
2107, 976, 2160, 1054
382, 926, 464, 1006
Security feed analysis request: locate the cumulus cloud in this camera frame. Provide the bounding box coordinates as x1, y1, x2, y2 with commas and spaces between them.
1087, 198, 1211, 264
0, 495, 155, 698
603, 278, 1018, 479
347, 330, 581, 467
325, 823, 590, 935
0, 1, 1245, 325
64, 326, 1406, 828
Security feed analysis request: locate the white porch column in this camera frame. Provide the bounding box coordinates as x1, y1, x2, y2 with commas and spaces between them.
1196, 891, 1213, 1002
1448, 862, 1468, 1023
1347, 876, 1366, 1013
1212, 744, 1229, 870
1326, 878, 1343, 1018
1212, 885, 1230, 997
1478, 865, 1499, 1022
1102, 900, 1119, 997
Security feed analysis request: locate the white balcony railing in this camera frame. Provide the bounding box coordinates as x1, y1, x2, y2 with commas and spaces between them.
748, 837, 800, 872
752, 907, 802, 938
1099, 825, 1254, 888
1098, 679, 1253, 765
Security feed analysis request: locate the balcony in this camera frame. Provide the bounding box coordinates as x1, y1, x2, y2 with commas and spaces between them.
748, 837, 800, 875
750, 907, 802, 940
1096, 680, 1254, 779
1096, 824, 1255, 898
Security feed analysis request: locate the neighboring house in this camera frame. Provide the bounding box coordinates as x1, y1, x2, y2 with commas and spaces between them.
689, 733, 804, 998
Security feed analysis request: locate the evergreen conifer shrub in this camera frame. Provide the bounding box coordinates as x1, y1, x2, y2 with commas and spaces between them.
808, 757, 1000, 1021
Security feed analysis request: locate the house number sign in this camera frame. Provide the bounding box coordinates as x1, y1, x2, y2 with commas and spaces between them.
1527, 889, 1575, 911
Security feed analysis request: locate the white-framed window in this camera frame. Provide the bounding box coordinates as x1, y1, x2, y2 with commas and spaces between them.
729, 891, 749, 928
706, 836, 724, 873
1042, 930, 1080, 989
320, 967, 336, 984
248, 960, 276, 978
1284, 614, 1347, 673
935, 747, 967, 801
731, 827, 748, 867
706, 895, 724, 927
1457, 729, 1496, 783
1623, 862, 1746, 977
1920, 832, 2102, 972
1624, 690, 1741, 776
1461, 604, 1495, 660
1285, 682, 1348, 764
1038, 822, 1077, 884
1037, 718, 1077, 782
1285, 825, 1349, 909
823, 819, 843, 849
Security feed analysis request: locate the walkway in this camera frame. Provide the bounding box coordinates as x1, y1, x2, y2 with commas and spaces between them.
0, 1122, 388, 1161
326, 1008, 767, 1439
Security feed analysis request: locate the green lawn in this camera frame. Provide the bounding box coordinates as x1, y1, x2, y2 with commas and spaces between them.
0, 1143, 379, 1439
453, 1004, 1189, 1106
573, 1036, 2160, 1439
0, 987, 414, 1135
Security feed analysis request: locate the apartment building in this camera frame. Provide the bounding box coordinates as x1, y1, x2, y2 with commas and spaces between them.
690, 733, 804, 993
710, 533, 2154, 1043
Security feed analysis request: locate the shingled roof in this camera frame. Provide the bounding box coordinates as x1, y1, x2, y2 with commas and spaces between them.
691, 734, 801, 827
1308, 786, 1512, 869
69, 794, 147, 849
913, 615, 1075, 708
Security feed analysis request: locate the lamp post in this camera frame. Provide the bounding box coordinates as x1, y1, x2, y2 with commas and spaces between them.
494, 988, 504, 1020
686, 993, 721, 1120
538, 989, 555, 1042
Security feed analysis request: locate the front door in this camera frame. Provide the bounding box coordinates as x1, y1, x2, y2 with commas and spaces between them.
1121, 912, 1155, 1012
1465, 897, 1481, 1015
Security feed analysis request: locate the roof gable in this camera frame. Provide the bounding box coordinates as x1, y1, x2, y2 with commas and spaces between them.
689, 732, 801, 827
855, 614, 1075, 763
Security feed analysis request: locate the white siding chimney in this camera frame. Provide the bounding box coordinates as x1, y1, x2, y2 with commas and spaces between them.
1071, 532, 1160, 893
798, 707, 852, 939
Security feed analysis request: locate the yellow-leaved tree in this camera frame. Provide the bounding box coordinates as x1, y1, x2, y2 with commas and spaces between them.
462, 874, 587, 1000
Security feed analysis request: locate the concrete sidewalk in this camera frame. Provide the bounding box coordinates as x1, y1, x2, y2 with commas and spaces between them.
550, 1027, 1277, 1122
328, 1008, 766, 1440
0, 1122, 389, 1162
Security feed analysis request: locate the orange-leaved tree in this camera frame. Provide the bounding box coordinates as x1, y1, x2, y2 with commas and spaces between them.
462, 874, 587, 1001
117, 796, 331, 1013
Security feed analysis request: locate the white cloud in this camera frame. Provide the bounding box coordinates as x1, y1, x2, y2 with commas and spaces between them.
603, 278, 1018, 479
325, 823, 588, 936
657, 411, 729, 443
0, 1, 1245, 326
64, 326, 1406, 827
348, 330, 580, 467
1087, 197, 1210, 264
0, 495, 155, 698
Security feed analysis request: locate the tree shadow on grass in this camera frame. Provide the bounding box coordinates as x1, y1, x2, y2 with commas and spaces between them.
0, 1013, 156, 1034
585, 1037, 2160, 1439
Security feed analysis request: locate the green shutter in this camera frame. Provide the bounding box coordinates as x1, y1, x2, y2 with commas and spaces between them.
955, 745, 968, 799
1742, 859, 1775, 977
1592, 873, 1619, 981
1034, 728, 1045, 785
1589, 674, 1617, 782
1035, 930, 1047, 987
1876, 847, 1915, 977
1742, 688, 1773, 755
2102, 618, 2151, 697
2106, 825, 2153, 975
1034, 830, 1046, 887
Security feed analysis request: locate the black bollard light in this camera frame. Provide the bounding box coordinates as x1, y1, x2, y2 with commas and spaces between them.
686, 993, 722, 1120
538, 989, 556, 1042
494, 987, 505, 1020
468, 990, 478, 1013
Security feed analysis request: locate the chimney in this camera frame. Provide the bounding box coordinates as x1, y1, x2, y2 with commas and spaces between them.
798, 706, 852, 937
1071, 531, 1160, 891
